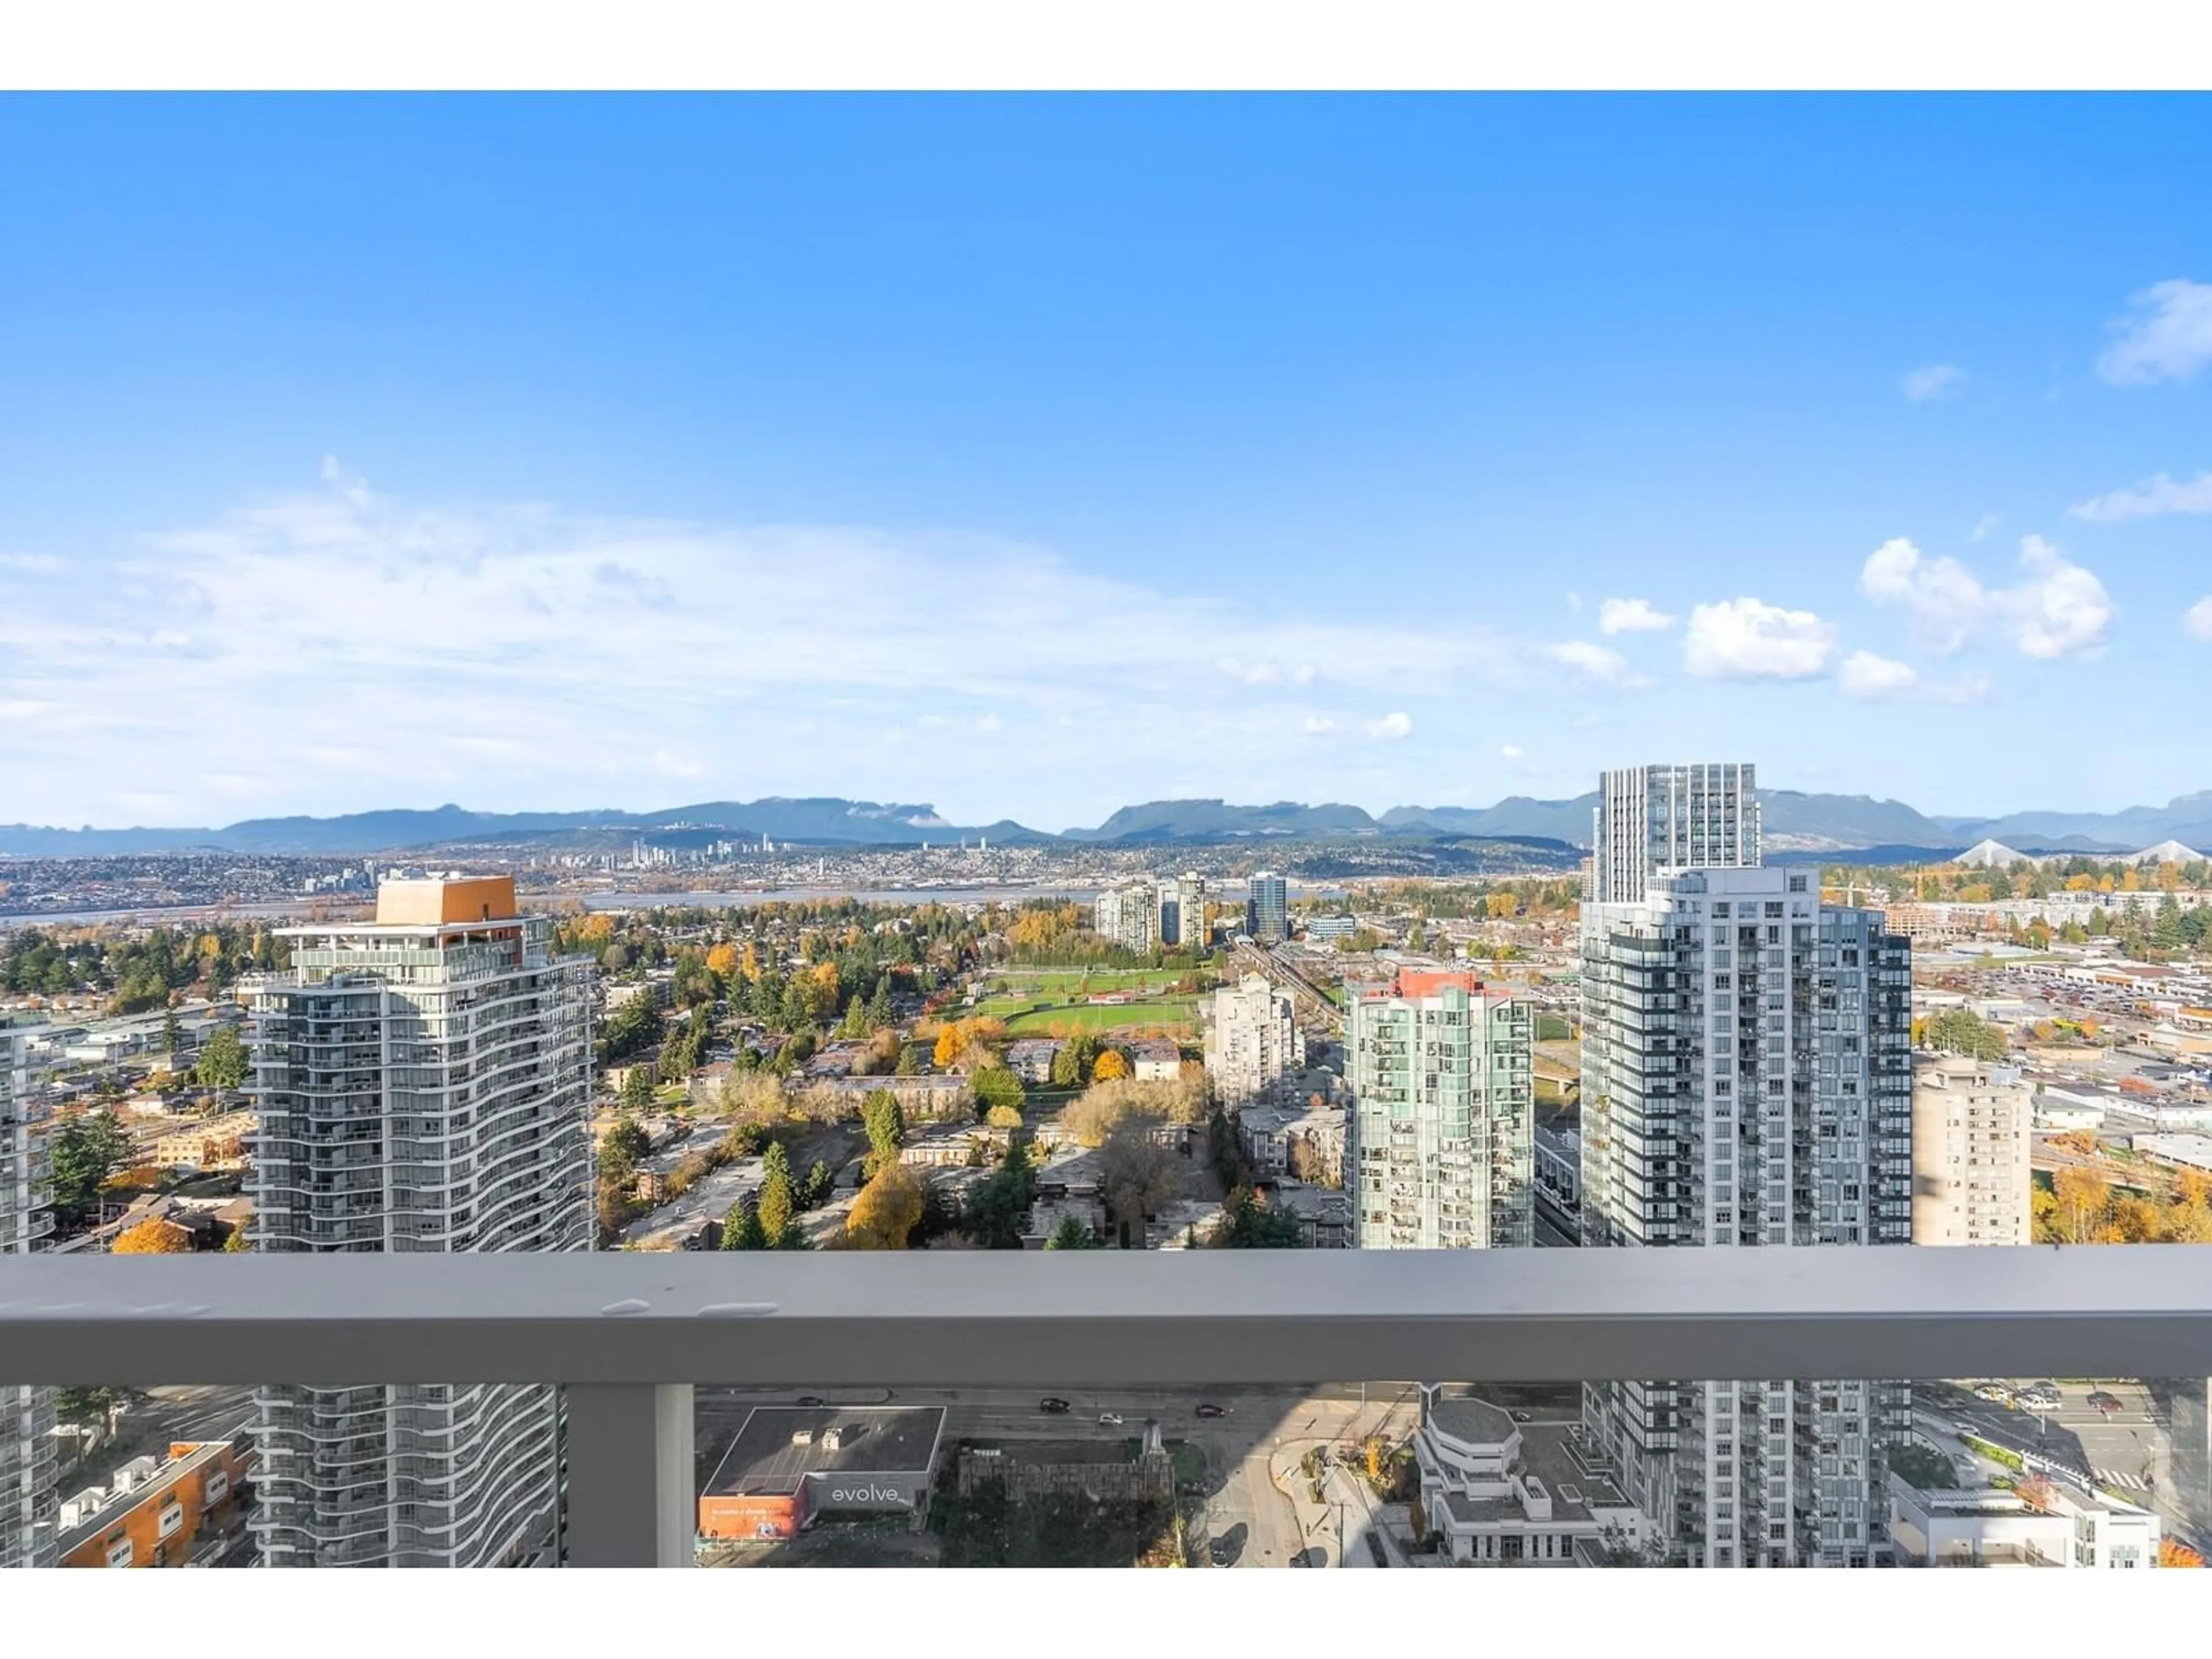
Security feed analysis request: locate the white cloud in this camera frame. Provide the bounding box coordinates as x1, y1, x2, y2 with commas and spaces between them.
1500, 744, 1523, 760
1859, 537, 1986, 654
1837, 650, 1991, 705
2097, 278, 2212, 385
1838, 650, 1918, 699
1682, 599, 1838, 681
1301, 714, 1336, 734
975, 714, 1002, 733
1970, 513, 1999, 543
1859, 535, 2113, 661
1363, 711, 1414, 741
319, 453, 374, 512
1597, 597, 1676, 635
27, 472, 1684, 822
1550, 640, 1648, 688
2003, 535, 2115, 660
2187, 598, 2212, 642
2068, 469, 2212, 522
1565, 592, 1583, 613
0, 551, 68, 574
1900, 363, 1967, 402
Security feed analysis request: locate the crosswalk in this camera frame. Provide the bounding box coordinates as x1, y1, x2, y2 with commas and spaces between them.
2093, 1467, 2152, 1493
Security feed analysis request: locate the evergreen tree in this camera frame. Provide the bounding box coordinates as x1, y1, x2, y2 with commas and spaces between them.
756, 1169, 797, 1246
1044, 1215, 1093, 1251
761, 1139, 793, 1188
721, 1198, 766, 1250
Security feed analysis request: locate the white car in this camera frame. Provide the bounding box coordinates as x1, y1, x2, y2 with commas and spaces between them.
1099, 1412, 1124, 1426
1973, 1384, 2012, 1404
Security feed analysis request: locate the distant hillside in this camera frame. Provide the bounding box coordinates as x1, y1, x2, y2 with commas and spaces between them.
1381, 797, 1598, 843
1758, 791, 1950, 851
1941, 791, 2212, 851
0, 797, 1054, 858
6, 785, 2210, 859
1063, 800, 1381, 843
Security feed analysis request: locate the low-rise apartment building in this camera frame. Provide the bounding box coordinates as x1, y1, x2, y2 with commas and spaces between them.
58, 1439, 253, 1568
1889, 1478, 2161, 1568
1413, 1388, 1643, 1567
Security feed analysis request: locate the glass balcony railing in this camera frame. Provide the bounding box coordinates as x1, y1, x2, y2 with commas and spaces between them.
9, 1247, 2212, 1569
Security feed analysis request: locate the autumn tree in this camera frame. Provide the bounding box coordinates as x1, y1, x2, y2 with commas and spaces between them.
846, 1164, 925, 1250
934, 1022, 968, 1069
113, 1218, 192, 1255
1090, 1047, 1131, 1083
2160, 1538, 2206, 1567
2052, 1166, 2109, 1244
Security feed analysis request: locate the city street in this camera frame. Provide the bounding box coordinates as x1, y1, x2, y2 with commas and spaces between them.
1923, 1379, 2166, 1495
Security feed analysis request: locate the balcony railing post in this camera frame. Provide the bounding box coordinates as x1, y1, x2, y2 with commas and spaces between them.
561, 1382, 694, 1568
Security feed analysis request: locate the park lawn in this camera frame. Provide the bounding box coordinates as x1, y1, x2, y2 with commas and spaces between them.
991, 969, 1191, 996
1003, 999, 1198, 1036
971, 995, 1051, 1021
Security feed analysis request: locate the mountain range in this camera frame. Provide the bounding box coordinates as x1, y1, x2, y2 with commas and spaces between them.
6, 789, 2212, 859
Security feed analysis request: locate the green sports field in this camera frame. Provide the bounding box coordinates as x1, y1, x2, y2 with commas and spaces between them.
1002, 999, 1198, 1036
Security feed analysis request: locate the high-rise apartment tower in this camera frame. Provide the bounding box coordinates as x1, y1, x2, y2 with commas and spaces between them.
1206, 973, 1300, 1108
1350, 971, 1533, 1250
1587, 762, 1762, 904
1247, 873, 1289, 944
1578, 772, 1913, 1569
1, 1022, 55, 1569
244, 877, 593, 1567
1910, 1056, 2032, 1247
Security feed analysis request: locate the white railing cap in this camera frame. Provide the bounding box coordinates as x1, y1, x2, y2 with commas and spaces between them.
6, 1246, 2212, 1388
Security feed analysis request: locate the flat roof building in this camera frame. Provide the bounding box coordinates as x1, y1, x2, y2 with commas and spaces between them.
699, 1406, 946, 1541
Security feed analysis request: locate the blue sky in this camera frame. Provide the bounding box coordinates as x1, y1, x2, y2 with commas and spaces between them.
1, 95, 2208, 832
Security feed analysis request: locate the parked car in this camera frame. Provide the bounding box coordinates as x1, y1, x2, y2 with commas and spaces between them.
2088, 1391, 2124, 1416
2017, 1384, 2062, 1410
1196, 1403, 1228, 1419
1099, 1412, 1124, 1426
795, 1395, 825, 1408
1039, 1397, 1071, 1414
1973, 1384, 2012, 1403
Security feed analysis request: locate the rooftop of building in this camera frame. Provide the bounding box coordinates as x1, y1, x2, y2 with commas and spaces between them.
703, 1406, 947, 1497
55, 1439, 241, 1558
1425, 1393, 1516, 1446
276, 874, 529, 939
959, 1434, 1161, 1465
